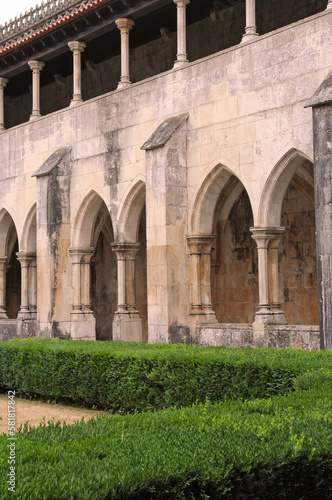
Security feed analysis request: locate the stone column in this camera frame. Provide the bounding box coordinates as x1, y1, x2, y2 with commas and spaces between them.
16, 252, 34, 318
242, 0, 259, 43
250, 229, 273, 327
0, 78, 8, 131
173, 0, 190, 68
200, 236, 216, 319
142, 113, 189, 343
112, 245, 128, 314
81, 251, 94, 312
187, 235, 217, 323
69, 247, 96, 340
33, 147, 72, 338
187, 237, 203, 315
28, 60, 45, 120
305, 73, 332, 348
115, 18, 135, 89
251, 227, 287, 326
69, 249, 83, 311
29, 257, 37, 314
68, 41, 86, 106
268, 231, 287, 324
125, 244, 140, 315
0, 257, 7, 318
112, 243, 142, 342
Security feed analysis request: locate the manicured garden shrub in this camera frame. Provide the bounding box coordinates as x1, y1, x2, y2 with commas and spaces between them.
0, 380, 331, 499
1, 338, 331, 412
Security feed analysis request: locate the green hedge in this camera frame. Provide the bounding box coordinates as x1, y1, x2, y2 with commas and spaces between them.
2, 339, 331, 412
0, 380, 331, 499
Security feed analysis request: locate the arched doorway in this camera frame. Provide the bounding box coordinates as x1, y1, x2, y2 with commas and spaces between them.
0, 209, 20, 319
260, 150, 318, 325
71, 191, 116, 340
189, 164, 258, 324
279, 162, 318, 324
212, 180, 258, 323
116, 181, 147, 341
90, 201, 117, 340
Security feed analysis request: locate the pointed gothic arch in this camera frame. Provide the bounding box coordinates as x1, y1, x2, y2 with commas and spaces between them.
0, 209, 20, 319
258, 149, 317, 325
117, 179, 146, 243
258, 148, 313, 227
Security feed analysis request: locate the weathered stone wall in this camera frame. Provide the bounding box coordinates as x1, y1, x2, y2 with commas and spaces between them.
0, 9, 332, 341
212, 190, 258, 324
280, 183, 318, 325
6, 240, 21, 319
198, 323, 320, 350
311, 102, 332, 348
136, 212, 148, 341
91, 231, 117, 341
257, 0, 327, 34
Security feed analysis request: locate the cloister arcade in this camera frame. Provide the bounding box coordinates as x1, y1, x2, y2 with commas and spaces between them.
0, 0, 331, 347
0, 146, 319, 346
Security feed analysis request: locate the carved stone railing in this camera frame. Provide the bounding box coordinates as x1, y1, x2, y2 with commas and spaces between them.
0, 0, 95, 51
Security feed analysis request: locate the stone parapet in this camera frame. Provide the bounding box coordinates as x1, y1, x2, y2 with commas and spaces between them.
197, 324, 319, 350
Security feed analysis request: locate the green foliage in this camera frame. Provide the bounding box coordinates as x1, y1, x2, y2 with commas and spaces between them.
1, 339, 331, 412
1, 340, 331, 498
0, 380, 331, 499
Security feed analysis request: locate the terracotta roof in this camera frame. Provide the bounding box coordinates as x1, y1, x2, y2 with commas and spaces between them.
0, 0, 110, 56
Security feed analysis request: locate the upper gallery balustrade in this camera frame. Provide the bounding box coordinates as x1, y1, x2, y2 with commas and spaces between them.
0, 0, 330, 130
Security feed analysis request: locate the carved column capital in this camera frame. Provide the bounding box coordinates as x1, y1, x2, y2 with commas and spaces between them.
111, 242, 140, 260
187, 234, 215, 254
69, 247, 94, 260
115, 18, 135, 32
28, 60, 45, 72
0, 77, 8, 89
16, 251, 36, 266
68, 41, 86, 54
250, 227, 285, 248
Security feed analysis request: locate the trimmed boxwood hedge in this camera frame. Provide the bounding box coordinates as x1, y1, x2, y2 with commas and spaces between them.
1, 338, 331, 412
0, 377, 331, 499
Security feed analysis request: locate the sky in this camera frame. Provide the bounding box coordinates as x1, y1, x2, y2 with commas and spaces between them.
0, 1, 40, 26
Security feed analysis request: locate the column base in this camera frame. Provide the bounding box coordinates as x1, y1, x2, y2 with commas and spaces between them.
241, 33, 259, 43
18, 310, 32, 320
70, 311, 96, 340
269, 309, 287, 324
113, 313, 142, 342
173, 59, 189, 69
117, 81, 131, 90
0, 309, 8, 319
70, 97, 83, 107
202, 306, 218, 323
29, 113, 41, 121
253, 308, 287, 328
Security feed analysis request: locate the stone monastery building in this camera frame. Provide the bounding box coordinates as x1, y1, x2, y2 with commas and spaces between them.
0, 0, 332, 349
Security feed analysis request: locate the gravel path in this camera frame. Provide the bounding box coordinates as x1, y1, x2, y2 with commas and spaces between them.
0, 393, 108, 434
